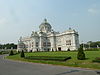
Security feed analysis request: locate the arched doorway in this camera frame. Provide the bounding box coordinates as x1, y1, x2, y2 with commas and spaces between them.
58, 47, 61, 51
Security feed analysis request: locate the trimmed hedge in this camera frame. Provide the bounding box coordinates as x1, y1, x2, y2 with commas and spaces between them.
0, 51, 9, 55
93, 57, 100, 63
25, 56, 71, 61
85, 48, 100, 51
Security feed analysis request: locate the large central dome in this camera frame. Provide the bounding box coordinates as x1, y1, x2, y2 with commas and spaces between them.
39, 19, 52, 33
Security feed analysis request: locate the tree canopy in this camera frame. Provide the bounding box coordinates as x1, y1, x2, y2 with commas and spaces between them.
80, 41, 100, 48
0, 43, 17, 49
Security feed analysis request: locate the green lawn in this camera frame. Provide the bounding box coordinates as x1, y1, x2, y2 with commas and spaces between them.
6, 50, 100, 69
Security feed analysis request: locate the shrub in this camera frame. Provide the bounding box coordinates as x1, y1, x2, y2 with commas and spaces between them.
0, 51, 2, 55
20, 50, 25, 58
93, 57, 100, 63
77, 46, 85, 60
9, 50, 14, 56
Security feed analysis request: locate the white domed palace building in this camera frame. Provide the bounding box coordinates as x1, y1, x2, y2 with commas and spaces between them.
17, 19, 79, 52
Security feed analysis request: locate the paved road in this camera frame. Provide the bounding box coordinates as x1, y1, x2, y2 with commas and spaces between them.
0, 55, 100, 75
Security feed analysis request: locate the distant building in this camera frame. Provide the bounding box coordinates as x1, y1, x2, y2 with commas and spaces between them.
17, 19, 79, 52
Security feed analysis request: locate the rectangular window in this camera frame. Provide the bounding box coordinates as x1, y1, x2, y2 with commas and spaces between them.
47, 42, 51, 47
66, 40, 71, 45
43, 42, 46, 47
36, 42, 39, 47
25, 45, 28, 48
32, 42, 34, 47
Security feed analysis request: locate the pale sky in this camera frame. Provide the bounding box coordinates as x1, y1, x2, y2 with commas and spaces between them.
0, 0, 100, 44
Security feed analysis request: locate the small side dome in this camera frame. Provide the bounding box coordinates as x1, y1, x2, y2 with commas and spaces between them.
31, 31, 39, 37
18, 37, 25, 45
39, 19, 52, 33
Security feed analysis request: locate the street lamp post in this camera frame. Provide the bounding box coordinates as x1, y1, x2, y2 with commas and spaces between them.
97, 45, 99, 49
82, 41, 85, 50
87, 42, 91, 49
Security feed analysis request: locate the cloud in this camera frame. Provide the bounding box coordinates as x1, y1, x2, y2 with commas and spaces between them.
88, 8, 99, 15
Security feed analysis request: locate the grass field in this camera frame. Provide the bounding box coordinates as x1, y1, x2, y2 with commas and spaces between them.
6, 50, 100, 69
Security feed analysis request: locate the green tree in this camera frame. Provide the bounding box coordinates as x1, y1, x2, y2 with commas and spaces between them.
0, 43, 17, 49
20, 50, 25, 58
9, 50, 14, 56
87, 41, 100, 48
77, 45, 85, 60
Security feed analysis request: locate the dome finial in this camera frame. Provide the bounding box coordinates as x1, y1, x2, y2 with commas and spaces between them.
69, 27, 71, 30
44, 18, 47, 23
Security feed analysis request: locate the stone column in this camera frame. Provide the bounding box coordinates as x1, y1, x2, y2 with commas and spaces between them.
71, 33, 76, 50
71, 33, 79, 50
39, 34, 43, 51
50, 33, 56, 51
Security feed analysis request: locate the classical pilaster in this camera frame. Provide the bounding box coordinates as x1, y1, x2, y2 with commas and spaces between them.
39, 33, 43, 51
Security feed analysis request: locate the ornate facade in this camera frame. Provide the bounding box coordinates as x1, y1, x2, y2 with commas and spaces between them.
17, 19, 79, 52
